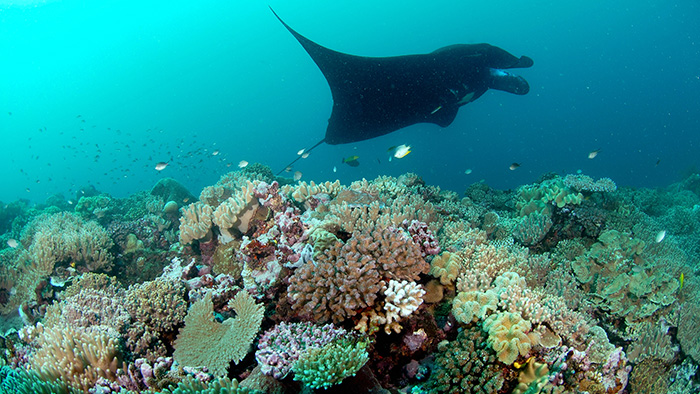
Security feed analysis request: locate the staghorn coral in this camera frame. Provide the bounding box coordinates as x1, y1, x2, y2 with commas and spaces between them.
178, 202, 214, 245
173, 291, 264, 377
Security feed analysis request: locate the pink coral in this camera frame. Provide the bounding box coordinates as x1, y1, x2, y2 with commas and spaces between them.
402, 219, 440, 256
255, 322, 348, 379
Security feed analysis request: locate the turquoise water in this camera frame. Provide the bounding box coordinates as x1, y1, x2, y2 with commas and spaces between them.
1, 0, 699, 202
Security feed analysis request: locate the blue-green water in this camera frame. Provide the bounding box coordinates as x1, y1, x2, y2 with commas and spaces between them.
1, 0, 699, 203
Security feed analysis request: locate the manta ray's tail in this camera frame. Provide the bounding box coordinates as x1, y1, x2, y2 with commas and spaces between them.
276, 138, 326, 175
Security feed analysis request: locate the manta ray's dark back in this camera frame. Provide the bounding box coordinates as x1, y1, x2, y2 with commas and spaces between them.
270, 7, 533, 147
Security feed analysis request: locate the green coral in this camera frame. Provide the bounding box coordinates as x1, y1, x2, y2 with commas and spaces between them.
0, 366, 78, 394
156, 376, 251, 394
292, 338, 369, 390
516, 178, 583, 217
422, 326, 504, 393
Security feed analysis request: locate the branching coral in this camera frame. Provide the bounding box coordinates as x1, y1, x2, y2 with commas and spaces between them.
287, 225, 428, 325
422, 326, 504, 393
291, 338, 369, 390
255, 322, 348, 379
173, 291, 264, 377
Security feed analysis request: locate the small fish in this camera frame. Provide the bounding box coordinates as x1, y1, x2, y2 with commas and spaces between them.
342, 156, 360, 167
7, 239, 18, 248
655, 230, 666, 243
155, 162, 168, 171
333, 166, 337, 173
238, 160, 249, 169
293, 171, 303, 181
656, 158, 661, 166
284, 166, 292, 173
297, 149, 305, 156
465, 168, 472, 175
212, 150, 220, 156
393, 144, 412, 159
680, 273, 685, 290
430, 105, 442, 114
301, 152, 310, 159
588, 149, 601, 159
509, 163, 521, 170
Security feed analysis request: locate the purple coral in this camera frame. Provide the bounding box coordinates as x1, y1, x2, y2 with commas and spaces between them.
255, 321, 347, 379
402, 219, 440, 256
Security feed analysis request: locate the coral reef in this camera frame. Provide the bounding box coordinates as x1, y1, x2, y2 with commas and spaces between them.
1, 168, 699, 394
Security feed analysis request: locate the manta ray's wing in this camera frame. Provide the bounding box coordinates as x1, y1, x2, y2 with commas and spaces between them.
271, 8, 463, 144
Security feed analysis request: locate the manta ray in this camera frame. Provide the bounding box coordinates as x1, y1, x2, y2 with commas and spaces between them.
271, 8, 533, 172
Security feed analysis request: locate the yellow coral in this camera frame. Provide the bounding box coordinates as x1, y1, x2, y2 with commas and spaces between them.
429, 252, 460, 285
452, 290, 498, 324
212, 181, 259, 241
483, 312, 539, 364
29, 325, 121, 391
178, 201, 213, 244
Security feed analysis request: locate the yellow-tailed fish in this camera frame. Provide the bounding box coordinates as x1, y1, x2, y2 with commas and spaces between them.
588, 149, 601, 159
238, 160, 249, 169
342, 156, 360, 167
155, 162, 168, 171
394, 144, 411, 159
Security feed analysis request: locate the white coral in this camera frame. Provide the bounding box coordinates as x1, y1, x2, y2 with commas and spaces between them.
383, 280, 425, 326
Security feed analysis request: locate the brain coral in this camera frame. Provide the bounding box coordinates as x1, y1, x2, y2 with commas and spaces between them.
482, 312, 540, 364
